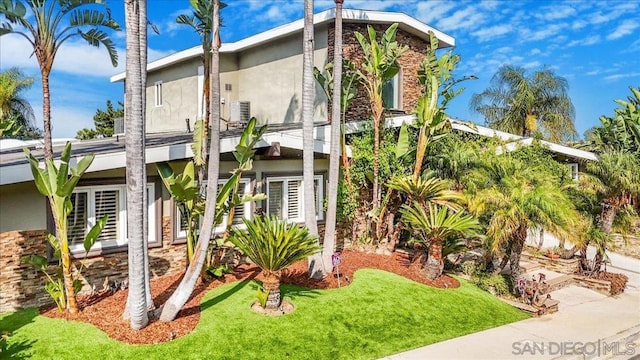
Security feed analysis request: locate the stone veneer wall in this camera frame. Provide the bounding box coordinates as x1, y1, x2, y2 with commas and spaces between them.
521, 253, 581, 274
0, 216, 187, 312
327, 22, 430, 122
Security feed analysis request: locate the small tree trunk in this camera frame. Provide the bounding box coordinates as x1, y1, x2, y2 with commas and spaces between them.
372, 119, 380, 210
508, 228, 527, 288
61, 249, 79, 314
262, 274, 281, 310
424, 238, 444, 280
492, 252, 510, 275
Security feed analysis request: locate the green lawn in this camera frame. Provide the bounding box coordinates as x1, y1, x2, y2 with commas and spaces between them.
1, 269, 528, 360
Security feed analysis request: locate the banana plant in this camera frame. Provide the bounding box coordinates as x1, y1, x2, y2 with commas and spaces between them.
23, 142, 107, 313
157, 117, 267, 264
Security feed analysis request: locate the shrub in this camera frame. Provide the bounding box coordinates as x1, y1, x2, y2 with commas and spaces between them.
472, 274, 510, 296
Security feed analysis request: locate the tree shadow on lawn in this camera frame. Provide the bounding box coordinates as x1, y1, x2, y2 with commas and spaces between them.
199, 279, 254, 312
0, 307, 38, 359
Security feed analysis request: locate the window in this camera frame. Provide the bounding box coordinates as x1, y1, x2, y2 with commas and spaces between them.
266, 175, 323, 223
154, 81, 163, 107
567, 163, 579, 181
67, 184, 156, 252
382, 73, 401, 110
175, 178, 252, 238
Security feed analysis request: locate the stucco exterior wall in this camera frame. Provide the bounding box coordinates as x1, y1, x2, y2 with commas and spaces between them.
235, 25, 329, 125
145, 58, 199, 133
0, 182, 47, 232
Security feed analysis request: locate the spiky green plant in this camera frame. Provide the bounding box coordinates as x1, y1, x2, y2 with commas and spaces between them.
400, 203, 479, 279
230, 215, 320, 310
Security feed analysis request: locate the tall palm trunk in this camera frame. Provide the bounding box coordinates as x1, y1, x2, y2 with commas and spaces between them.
124, 0, 148, 330
322, 0, 343, 273
40, 71, 53, 160
303, 0, 324, 279
262, 273, 281, 310
198, 45, 211, 187
160, 0, 222, 322
424, 237, 443, 280
138, 0, 153, 311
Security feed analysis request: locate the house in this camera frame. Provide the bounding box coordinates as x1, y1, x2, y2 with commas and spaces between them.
0, 8, 454, 312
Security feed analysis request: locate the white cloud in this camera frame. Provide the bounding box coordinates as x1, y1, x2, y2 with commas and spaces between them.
0, 35, 171, 77
522, 60, 541, 69
415, 1, 456, 25
436, 6, 485, 32
567, 35, 600, 47
523, 23, 567, 41
535, 5, 576, 20
603, 72, 640, 81
606, 19, 639, 40
571, 19, 587, 30
472, 24, 512, 42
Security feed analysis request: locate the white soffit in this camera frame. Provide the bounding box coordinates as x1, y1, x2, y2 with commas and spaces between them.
110, 9, 454, 82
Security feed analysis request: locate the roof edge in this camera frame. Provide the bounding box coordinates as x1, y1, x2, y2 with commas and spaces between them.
111, 8, 455, 82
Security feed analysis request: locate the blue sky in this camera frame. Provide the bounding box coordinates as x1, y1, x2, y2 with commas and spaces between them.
1, 0, 639, 139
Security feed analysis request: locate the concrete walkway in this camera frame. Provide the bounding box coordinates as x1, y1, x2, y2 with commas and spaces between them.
383, 252, 640, 360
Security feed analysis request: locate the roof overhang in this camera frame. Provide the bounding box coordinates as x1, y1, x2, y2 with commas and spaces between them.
497, 138, 598, 161
110, 8, 454, 82
0, 123, 340, 186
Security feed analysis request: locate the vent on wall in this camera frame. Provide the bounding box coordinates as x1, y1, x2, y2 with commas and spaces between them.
113, 117, 124, 135
230, 101, 250, 125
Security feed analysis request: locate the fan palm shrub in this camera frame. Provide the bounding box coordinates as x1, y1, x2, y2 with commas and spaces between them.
400, 203, 479, 279
230, 215, 321, 310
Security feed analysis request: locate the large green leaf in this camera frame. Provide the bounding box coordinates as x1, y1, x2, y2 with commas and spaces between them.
84, 214, 108, 253
395, 122, 410, 158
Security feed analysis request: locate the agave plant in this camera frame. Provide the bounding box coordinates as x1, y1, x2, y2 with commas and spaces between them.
230, 215, 320, 310
400, 202, 479, 279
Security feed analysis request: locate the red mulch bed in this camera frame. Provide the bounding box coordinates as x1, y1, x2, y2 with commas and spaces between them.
41, 249, 459, 345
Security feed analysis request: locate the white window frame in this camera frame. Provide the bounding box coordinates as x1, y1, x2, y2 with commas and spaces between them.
265, 175, 324, 223
68, 183, 156, 253
567, 163, 579, 181
175, 178, 252, 239
154, 81, 163, 107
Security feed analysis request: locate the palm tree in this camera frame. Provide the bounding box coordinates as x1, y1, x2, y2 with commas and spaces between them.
584, 87, 640, 155
123, 0, 148, 330
176, 0, 227, 186
0, 0, 119, 160
230, 215, 321, 310
302, 0, 323, 279
0, 68, 41, 139
400, 203, 479, 279
469, 173, 579, 284
470, 65, 576, 143
322, 0, 344, 274
160, 0, 222, 322
354, 24, 406, 209
580, 151, 640, 271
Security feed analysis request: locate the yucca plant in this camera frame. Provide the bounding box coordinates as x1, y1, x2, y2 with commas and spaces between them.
230, 215, 320, 310
400, 202, 479, 279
